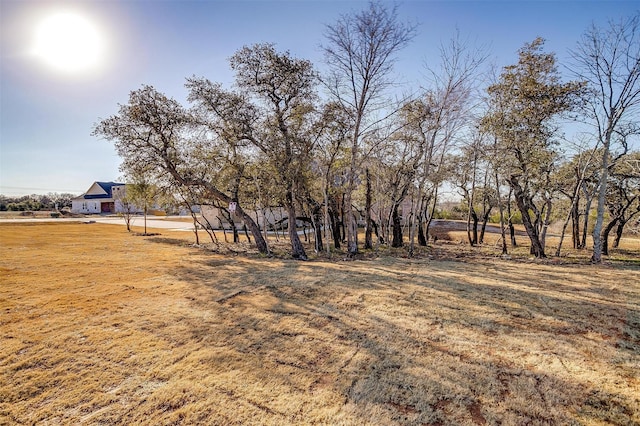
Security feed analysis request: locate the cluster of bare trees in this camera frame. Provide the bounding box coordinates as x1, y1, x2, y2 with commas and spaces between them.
93, 3, 639, 262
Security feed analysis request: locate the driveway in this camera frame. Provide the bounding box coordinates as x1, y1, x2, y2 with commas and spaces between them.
0, 215, 196, 231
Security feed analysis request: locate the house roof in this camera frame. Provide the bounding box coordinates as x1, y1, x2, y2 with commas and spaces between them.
75, 181, 125, 200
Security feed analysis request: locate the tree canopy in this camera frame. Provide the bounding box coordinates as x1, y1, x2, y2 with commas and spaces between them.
93, 4, 639, 262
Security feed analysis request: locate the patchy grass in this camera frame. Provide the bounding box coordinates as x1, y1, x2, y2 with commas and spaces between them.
1, 222, 639, 425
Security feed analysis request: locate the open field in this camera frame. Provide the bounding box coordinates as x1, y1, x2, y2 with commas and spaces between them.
1, 222, 639, 425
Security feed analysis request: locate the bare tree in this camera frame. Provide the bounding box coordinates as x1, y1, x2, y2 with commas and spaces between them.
322, 1, 416, 255
569, 13, 640, 262
407, 33, 487, 254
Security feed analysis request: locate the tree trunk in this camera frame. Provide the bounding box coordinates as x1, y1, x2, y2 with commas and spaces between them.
364, 168, 373, 250
417, 214, 427, 246
323, 179, 330, 254
592, 131, 612, 262
391, 204, 403, 247
312, 204, 323, 252
192, 215, 200, 245
425, 187, 438, 242
540, 197, 552, 252
479, 209, 491, 245
340, 194, 346, 244
601, 217, 619, 256
571, 200, 580, 249
467, 207, 478, 246
613, 219, 627, 248
329, 207, 342, 249
231, 220, 239, 243
510, 176, 546, 258
286, 200, 307, 260
494, 170, 508, 255
579, 181, 592, 249
219, 218, 228, 243
507, 188, 517, 247
408, 194, 419, 257
236, 204, 269, 254
557, 196, 578, 256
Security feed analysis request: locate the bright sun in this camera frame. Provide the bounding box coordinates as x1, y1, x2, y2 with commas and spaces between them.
31, 11, 105, 74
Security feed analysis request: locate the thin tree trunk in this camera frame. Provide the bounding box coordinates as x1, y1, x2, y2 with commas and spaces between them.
324, 178, 331, 254
494, 170, 508, 255
340, 194, 346, 244
581, 191, 593, 249
364, 168, 373, 250
408, 194, 419, 256
219, 217, 228, 243
507, 188, 517, 247
557, 197, 578, 256
571, 200, 580, 249
425, 187, 439, 242
479, 209, 491, 245
540, 197, 552, 252
602, 217, 619, 256
232, 221, 239, 243
192, 214, 200, 245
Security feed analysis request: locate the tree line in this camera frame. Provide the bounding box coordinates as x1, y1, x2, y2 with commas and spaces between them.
93, 3, 640, 262
0, 193, 75, 212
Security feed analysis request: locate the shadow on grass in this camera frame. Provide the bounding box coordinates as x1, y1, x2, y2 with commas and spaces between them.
156, 249, 640, 425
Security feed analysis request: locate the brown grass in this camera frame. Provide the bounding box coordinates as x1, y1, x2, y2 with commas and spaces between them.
1, 222, 639, 425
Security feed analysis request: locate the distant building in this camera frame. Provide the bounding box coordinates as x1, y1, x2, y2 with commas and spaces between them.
71, 181, 126, 214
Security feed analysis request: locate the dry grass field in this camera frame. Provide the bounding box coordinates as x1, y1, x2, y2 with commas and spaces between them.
1, 222, 639, 425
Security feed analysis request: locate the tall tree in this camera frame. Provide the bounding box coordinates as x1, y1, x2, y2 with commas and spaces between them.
322, 1, 416, 255
569, 13, 640, 262
483, 38, 585, 258
229, 44, 319, 260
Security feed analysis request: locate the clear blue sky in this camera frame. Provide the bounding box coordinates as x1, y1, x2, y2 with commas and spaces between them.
1, 0, 637, 196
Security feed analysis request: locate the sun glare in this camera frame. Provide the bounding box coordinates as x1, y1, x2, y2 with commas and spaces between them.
31, 11, 105, 74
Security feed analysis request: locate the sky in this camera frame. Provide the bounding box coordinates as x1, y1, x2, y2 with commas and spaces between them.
0, 0, 637, 196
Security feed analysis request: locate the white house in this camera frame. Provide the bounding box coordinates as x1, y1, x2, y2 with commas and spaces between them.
71, 181, 126, 214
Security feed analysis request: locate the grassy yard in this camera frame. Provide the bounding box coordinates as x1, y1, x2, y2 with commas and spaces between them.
1, 222, 638, 425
